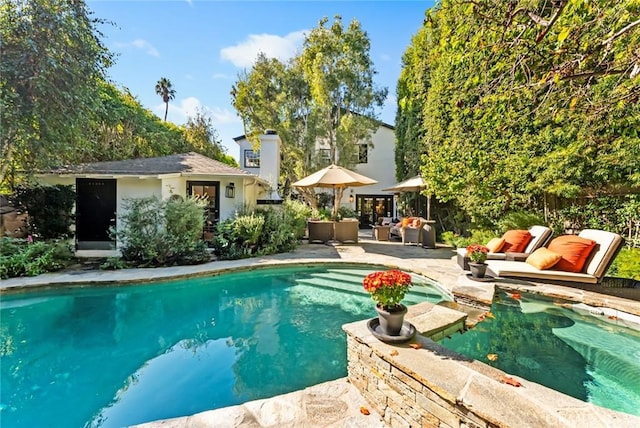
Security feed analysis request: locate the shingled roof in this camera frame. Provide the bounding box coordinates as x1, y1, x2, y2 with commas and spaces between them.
49, 152, 254, 177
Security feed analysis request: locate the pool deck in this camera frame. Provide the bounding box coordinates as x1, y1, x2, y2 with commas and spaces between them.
2, 231, 639, 427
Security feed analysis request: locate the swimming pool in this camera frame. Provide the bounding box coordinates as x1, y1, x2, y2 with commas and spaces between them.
438, 289, 640, 416
0, 264, 452, 427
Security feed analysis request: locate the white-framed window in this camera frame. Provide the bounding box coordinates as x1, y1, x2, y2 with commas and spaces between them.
319, 148, 331, 165
358, 144, 368, 164
244, 150, 260, 168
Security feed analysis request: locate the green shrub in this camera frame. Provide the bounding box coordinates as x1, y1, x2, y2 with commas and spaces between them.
283, 199, 313, 238
11, 184, 75, 239
441, 229, 495, 249
233, 214, 265, 246
212, 200, 305, 260
0, 238, 74, 279
114, 195, 210, 267
497, 211, 545, 234
607, 247, 640, 281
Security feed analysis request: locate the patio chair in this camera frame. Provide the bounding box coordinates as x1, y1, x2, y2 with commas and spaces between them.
307, 220, 334, 244
485, 229, 623, 284
334, 218, 359, 244
457, 225, 553, 270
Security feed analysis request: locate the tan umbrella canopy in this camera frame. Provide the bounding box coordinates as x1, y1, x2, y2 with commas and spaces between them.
293, 164, 377, 218
382, 175, 432, 220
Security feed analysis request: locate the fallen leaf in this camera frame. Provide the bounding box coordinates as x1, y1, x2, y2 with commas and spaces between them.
360, 406, 370, 415
487, 353, 498, 361
500, 376, 522, 387
485, 312, 495, 319
409, 343, 422, 349
608, 315, 618, 320
390, 350, 399, 356
510, 292, 521, 300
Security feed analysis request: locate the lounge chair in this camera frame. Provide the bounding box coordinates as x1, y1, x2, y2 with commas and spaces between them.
457, 225, 553, 270
486, 229, 623, 284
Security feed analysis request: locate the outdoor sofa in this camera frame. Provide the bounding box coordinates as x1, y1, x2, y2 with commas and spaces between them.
457, 225, 553, 270
486, 229, 623, 284
389, 217, 428, 245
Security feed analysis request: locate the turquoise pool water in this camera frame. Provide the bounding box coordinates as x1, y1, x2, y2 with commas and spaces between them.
0, 264, 452, 428
439, 289, 640, 416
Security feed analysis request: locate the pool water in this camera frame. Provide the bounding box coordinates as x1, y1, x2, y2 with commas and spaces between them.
0, 264, 451, 428
438, 290, 640, 416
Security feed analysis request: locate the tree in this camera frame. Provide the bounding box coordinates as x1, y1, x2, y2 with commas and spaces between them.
231, 16, 388, 207
183, 110, 238, 166
399, 0, 640, 225
155, 77, 176, 121
0, 0, 112, 188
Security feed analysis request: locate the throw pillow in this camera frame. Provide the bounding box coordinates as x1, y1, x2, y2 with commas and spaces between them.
526, 247, 562, 270
547, 235, 597, 273
485, 237, 505, 253
401, 217, 411, 227
412, 218, 422, 228
501, 230, 533, 253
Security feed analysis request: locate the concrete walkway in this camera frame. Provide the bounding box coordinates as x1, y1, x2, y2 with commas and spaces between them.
2, 231, 639, 427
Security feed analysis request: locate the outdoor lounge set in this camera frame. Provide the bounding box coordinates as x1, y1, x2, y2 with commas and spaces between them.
307, 219, 359, 244
458, 226, 624, 284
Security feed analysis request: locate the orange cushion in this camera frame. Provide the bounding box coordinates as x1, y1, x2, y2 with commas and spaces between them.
526, 247, 562, 270
501, 230, 532, 253
401, 217, 411, 227
485, 237, 505, 253
412, 218, 422, 228
547, 235, 597, 273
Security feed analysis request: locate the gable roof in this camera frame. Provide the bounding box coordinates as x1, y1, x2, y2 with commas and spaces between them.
47, 152, 255, 177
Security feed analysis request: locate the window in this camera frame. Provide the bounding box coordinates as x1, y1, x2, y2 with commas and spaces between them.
244, 150, 260, 168
358, 144, 368, 163
319, 149, 331, 165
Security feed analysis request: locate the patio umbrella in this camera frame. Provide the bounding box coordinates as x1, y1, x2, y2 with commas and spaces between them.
293, 164, 377, 218
382, 175, 432, 220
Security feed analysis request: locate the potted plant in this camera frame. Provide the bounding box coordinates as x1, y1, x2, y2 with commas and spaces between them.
466, 244, 490, 278
363, 269, 413, 335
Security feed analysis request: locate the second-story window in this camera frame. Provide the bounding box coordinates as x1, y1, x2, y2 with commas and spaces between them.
244, 150, 260, 168
358, 144, 368, 164
319, 149, 331, 165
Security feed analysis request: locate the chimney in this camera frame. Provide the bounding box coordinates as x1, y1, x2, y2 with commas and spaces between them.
258, 130, 281, 201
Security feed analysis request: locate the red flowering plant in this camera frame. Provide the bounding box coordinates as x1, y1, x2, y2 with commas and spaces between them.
363, 269, 413, 311
466, 244, 490, 263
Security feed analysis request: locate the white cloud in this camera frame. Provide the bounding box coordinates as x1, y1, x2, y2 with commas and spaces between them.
115, 39, 159, 57
212, 73, 232, 80
220, 30, 307, 68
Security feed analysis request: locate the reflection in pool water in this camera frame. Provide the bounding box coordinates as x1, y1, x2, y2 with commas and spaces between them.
0, 264, 451, 427
438, 290, 640, 416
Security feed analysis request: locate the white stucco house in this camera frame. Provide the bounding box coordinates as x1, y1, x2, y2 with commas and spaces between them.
38, 133, 281, 251
235, 123, 400, 227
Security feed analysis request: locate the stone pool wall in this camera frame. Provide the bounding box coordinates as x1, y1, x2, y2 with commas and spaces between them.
343, 306, 640, 428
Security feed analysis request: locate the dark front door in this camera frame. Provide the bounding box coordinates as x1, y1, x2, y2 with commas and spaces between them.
76, 178, 116, 249
187, 181, 220, 239
356, 195, 393, 228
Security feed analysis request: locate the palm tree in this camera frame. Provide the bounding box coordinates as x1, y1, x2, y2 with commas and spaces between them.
155, 77, 176, 121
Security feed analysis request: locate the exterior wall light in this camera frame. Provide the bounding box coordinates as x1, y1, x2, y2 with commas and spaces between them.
225, 183, 235, 198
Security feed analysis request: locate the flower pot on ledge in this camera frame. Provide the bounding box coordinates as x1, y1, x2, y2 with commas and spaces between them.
375, 304, 408, 336
468, 262, 487, 279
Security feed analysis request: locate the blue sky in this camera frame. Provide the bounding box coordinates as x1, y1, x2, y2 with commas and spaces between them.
88, 1, 435, 160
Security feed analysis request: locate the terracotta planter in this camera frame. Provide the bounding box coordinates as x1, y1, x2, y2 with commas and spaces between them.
468, 262, 487, 279
375, 304, 408, 336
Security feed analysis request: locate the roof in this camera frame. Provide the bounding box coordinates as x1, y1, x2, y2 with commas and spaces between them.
47, 152, 255, 177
